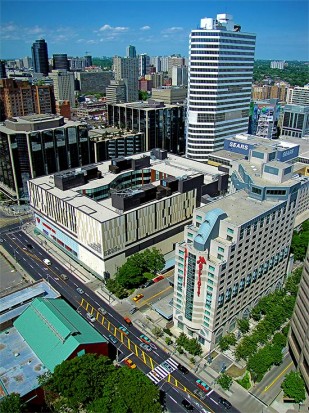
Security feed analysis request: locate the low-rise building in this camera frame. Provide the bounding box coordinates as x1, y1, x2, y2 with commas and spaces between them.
28, 150, 228, 277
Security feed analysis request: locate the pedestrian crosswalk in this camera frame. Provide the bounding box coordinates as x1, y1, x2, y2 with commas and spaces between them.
147, 357, 178, 384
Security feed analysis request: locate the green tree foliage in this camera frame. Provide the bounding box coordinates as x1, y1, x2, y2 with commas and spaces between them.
253, 60, 309, 86
281, 371, 306, 403
115, 248, 165, 289
237, 318, 250, 334
0, 393, 22, 413
235, 335, 258, 361
139, 90, 149, 101
272, 332, 287, 349
291, 220, 309, 261
92, 57, 113, 69
247, 344, 282, 382
152, 327, 164, 338
106, 278, 129, 299
176, 333, 202, 356
236, 371, 251, 390
217, 373, 233, 391
40, 353, 162, 413
218, 333, 237, 351
165, 337, 173, 345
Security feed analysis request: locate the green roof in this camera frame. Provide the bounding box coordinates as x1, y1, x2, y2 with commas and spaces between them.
14, 298, 106, 372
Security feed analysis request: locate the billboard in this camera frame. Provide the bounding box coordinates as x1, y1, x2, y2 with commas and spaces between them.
224, 139, 254, 155
277, 146, 299, 162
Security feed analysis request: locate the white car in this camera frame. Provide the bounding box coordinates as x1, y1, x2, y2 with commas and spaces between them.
43, 258, 51, 266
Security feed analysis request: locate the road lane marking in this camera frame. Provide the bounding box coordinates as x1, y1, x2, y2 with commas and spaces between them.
264, 361, 294, 392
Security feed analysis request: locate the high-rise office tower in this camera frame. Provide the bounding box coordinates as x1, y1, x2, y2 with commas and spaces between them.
126, 45, 137, 58
53, 54, 69, 71
0, 61, 7, 79
186, 14, 256, 161
31, 39, 49, 76
289, 248, 309, 391
49, 70, 75, 108
139, 53, 150, 77
113, 56, 139, 102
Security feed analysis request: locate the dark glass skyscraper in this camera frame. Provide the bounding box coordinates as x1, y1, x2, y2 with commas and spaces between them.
31, 39, 49, 76
53, 54, 69, 70
126, 45, 136, 58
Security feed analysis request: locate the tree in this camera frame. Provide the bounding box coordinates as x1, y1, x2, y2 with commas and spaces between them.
217, 373, 233, 391
290, 220, 309, 261
237, 318, 250, 334
281, 371, 306, 403
40, 353, 162, 413
139, 90, 149, 101
152, 327, 164, 338
0, 393, 22, 413
218, 333, 237, 351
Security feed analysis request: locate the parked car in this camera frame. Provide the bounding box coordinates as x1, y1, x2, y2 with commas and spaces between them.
181, 400, 194, 411
141, 280, 154, 288
139, 343, 151, 352
124, 358, 136, 369
133, 293, 144, 302
140, 334, 151, 344
119, 325, 130, 335
218, 397, 232, 410
108, 335, 118, 345
86, 312, 96, 322
123, 317, 132, 326
129, 307, 138, 315
178, 364, 189, 374
153, 275, 164, 282
98, 307, 107, 315
196, 379, 210, 393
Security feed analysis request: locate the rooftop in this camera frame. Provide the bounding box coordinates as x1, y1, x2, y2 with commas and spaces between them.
197, 189, 281, 226
0, 327, 48, 399
30, 152, 226, 223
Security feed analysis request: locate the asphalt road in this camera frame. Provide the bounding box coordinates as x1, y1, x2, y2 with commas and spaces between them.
0, 229, 240, 413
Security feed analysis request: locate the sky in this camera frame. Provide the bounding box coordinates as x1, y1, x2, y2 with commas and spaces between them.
1, 0, 308, 61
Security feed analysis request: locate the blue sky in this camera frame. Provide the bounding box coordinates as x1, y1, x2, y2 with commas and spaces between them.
1, 0, 308, 60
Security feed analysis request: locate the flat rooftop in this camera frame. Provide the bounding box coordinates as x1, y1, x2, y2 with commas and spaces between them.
0, 280, 60, 326
197, 189, 284, 226
30, 152, 226, 223
0, 327, 48, 399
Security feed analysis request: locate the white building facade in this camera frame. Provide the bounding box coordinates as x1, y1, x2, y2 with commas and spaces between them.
186, 14, 256, 161
173, 145, 309, 351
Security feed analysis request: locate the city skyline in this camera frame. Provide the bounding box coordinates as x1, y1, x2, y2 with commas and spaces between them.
1, 0, 308, 61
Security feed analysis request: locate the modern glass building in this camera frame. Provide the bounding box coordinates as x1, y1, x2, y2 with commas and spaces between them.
31, 39, 49, 76
0, 114, 93, 202
186, 14, 256, 161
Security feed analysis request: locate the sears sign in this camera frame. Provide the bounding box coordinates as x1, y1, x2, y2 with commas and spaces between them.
277, 146, 299, 162
224, 139, 252, 155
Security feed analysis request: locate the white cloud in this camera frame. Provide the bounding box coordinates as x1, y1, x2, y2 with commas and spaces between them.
140, 25, 151, 31
99, 24, 129, 32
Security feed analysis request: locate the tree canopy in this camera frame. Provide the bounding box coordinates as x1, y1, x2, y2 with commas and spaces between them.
281, 371, 306, 403
39, 353, 162, 413
115, 248, 165, 289
0, 393, 22, 413
253, 60, 309, 87
291, 220, 309, 262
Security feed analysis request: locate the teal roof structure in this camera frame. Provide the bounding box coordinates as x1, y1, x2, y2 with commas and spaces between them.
194, 208, 227, 251
14, 298, 106, 372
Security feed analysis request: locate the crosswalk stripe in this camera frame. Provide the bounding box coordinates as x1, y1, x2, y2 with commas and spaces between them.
146, 357, 179, 385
